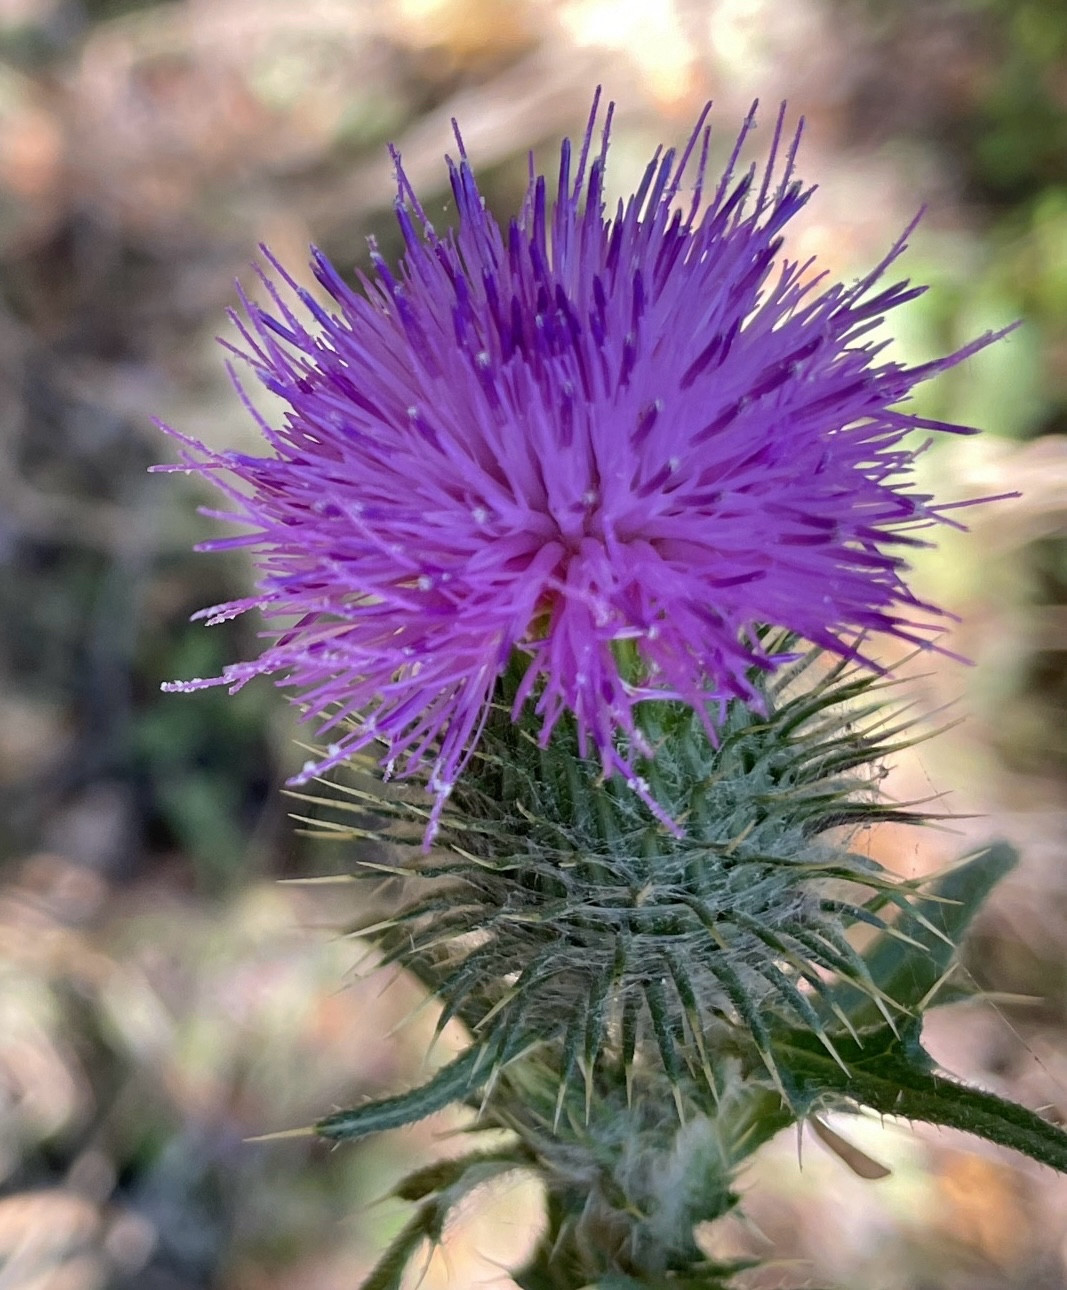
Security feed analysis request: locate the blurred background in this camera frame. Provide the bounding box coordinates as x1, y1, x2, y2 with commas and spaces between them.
0, 0, 1065, 1286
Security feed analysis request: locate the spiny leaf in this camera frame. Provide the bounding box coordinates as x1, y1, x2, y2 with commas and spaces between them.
359, 1207, 436, 1290
773, 1021, 1067, 1174
391, 1147, 530, 1202
825, 841, 1018, 1026
362, 1150, 534, 1289
318, 1045, 490, 1142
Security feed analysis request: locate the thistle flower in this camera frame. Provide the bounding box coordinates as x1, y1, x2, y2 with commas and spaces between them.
159, 92, 1004, 838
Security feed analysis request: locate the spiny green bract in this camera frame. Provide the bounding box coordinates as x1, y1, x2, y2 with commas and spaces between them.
301, 641, 941, 1105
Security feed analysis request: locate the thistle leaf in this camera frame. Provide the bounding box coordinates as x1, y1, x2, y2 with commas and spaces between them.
391, 1148, 530, 1201
773, 1019, 1067, 1173
362, 1151, 532, 1290
317, 1045, 491, 1142
824, 841, 1017, 1027
359, 1208, 436, 1290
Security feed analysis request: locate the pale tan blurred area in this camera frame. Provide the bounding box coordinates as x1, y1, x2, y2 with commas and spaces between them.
1, 0, 1065, 1286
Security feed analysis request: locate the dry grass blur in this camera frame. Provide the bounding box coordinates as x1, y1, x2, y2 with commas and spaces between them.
1, 0, 1065, 1286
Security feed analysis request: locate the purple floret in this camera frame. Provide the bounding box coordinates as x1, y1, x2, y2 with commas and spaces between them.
157, 91, 1008, 841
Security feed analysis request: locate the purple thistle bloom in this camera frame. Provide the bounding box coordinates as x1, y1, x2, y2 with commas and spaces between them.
158, 92, 1007, 840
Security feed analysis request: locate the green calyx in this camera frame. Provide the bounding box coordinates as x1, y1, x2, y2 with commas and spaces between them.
307, 643, 951, 1103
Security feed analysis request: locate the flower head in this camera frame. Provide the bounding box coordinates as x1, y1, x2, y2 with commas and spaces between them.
159, 92, 1004, 838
